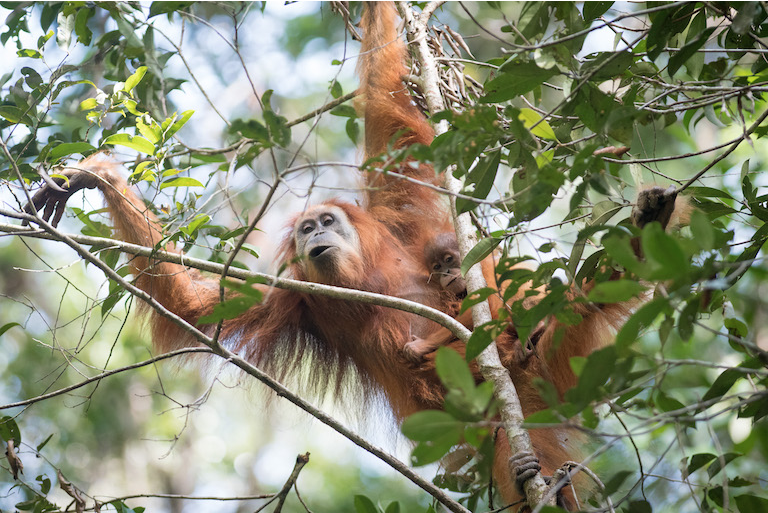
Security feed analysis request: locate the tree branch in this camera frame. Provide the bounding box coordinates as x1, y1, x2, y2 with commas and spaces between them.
272, 453, 310, 513
396, 1, 553, 508
0, 216, 470, 343
677, 106, 768, 193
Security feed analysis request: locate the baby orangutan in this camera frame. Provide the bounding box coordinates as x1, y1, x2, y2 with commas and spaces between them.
403, 232, 467, 363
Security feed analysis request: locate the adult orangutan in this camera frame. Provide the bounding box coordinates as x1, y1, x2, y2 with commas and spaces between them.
25, 2, 682, 510
27, 1, 456, 413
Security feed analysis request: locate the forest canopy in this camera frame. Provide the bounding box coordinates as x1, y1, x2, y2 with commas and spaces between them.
0, 2, 767, 513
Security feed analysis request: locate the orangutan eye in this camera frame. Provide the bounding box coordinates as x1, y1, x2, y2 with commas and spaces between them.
444, 254, 454, 264
432, 263, 441, 271
321, 214, 334, 227
301, 222, 314, 234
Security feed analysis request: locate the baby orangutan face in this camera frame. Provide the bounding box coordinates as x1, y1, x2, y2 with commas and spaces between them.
425, 232, 466, 298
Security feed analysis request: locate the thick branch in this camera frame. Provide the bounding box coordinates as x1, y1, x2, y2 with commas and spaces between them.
396, 1, 553, 508
0, 216, 470, 342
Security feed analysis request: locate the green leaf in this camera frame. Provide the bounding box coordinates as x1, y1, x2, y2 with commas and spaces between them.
591, 200, 622, 224
353, 495, 379, 513
435, 347, 475, 394
456, 151, 501, 214
583, 2, 613, 22
124, 99, 142, 116
573, 249, 604, 286
677, 297, 699, 341
101, 282, 126, 319
17, 48, 43, 59
48, 142, 96, 160
36, 434, 54, 453
518, 3, 550, 40
482, 61, 557, 102
262, 89, 291, 146
14, 500, 38, 510
522, 409, 562, 425
569, 211, 613, 276
687, 453, 716, 474
646, 4, 696, 61
588, 280, 646, 303
164, 110, 194, 140
626, 500, 652, 513
583, 51, 634, 81
602, 233, 643, 274
464, 423, 491, 448
687, 187, 733, 200
124, 66, 147, 95
112, 499, 144, 513
136, 120, 161, 144
0, 105, 36, 125
103, 134, 156, 155
401, 410, 462, 442
518, 108, 557, 140
264, 110, 291, 147
725, 224, 768, 282
459, 287, 496, 313
159, 177, 204, 190
565, 346, 616, 406
79, 97, 98, 110
615, 297, 670, 347
0, 416, 21, 444
198, 296, 260, 324
465, 321, 504, 362
74, 7, 94, 45
707, 453, 741, 478
40, 4, 61, 32
603, 470, 633, 495
37, 474, 51, 494
641, 223, 688, 280
72, 207, 113, 238
655, 390, 684, 412
21, 67, 42, 89
724, 317, 748, 338
461, 237, 501, 276
702, 368, 742, 404
330, 79, 342, 99
410, 429, 461, 465
231, 118, 270, 142
383, 502, 400, 513
148, 1, 193, 18
186, 214, 210, 235
330, 105, 357, 118
570, 356, 587, 377
668, 27, 715, 76
0, 322, 21, 338
689, 208, 716, 251
735, 494, 768, 513
345, 118, 359, 144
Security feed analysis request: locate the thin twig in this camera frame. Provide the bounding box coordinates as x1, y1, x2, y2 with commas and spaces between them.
677, 107, 768, 193
273, 453, 310, 513
0, 348, 213, 410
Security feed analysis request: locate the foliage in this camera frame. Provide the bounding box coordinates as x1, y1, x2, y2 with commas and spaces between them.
1, 2, 767, 512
